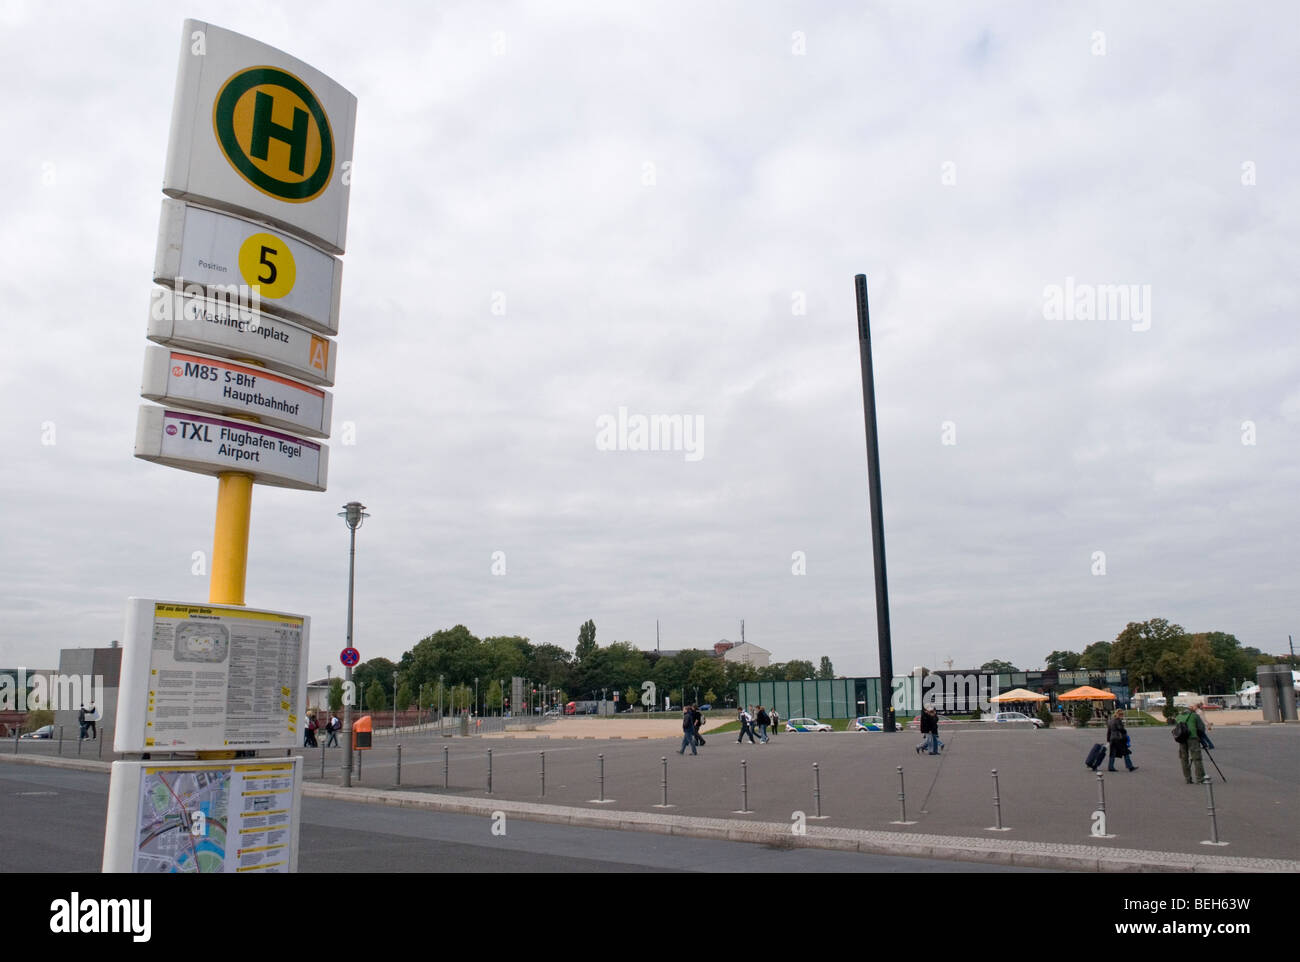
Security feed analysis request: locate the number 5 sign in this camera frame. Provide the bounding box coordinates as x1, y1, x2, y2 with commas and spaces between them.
154, 198, 343, 336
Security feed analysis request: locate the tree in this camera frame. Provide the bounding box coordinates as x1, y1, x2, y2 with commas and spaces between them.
529, 644, 574, 690
408, 625, 484, 691
576, 620, 597, 664
686, 657, 726, 703
1080, 641, 1112, 669
481, 636, 531, 683
1110, 618, 1187, 705
784, 660, 816, 681
328, 677, 343, 711
354, 657, 397, 699
817, 656, 835, 679
980, 660, 1018, 672
395, 682, 413, 711
365, 680, 387, 711
485, 679, 503, 713
1199, 631, 1257, 691
1045, 650, 1081, 670
1180, 636, 1224, 693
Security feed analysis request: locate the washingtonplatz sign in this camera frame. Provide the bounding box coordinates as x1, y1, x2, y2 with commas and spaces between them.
106, 21, 357, 873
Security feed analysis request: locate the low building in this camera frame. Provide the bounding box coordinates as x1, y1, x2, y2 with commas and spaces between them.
716, 641, 771, 668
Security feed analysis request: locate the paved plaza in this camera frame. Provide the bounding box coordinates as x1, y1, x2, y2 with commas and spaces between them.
8, 716, 1296, 871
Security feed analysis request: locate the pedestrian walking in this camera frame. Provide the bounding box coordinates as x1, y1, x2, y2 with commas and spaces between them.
304, 711, 319, 748
769, 709, 779, 736
678, 705, 698, 755
755, 706, 770, 743
326, 713, 340, 747
1106, 709, 1136, 772
86, 704, 98, 740
77, 705, 88, 741
736, 706, 757, 744
918, 706, 940, 755
691, 705, 705, 746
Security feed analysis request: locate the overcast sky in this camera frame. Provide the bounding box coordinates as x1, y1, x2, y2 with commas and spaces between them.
2, 1, 1296, 681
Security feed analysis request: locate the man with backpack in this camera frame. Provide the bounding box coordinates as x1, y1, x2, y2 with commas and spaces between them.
1173, 702, 1208, 784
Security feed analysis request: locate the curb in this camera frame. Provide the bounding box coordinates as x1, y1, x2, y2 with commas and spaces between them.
301, 781, 1300, 874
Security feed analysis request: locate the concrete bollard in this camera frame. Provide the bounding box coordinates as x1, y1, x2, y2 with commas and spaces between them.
811, 762, 825, 819
988, 769, 1010, 831
590, 753, 614, 804
654, 756, 672, 808
1202, 778, 1228, 846
892, 766, 917, 825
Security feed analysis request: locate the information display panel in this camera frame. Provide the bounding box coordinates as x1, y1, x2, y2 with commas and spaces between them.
114, 598, 311, 752
154, 199, 342, 336
134, 406, 328, 491
103, 757, 302, 873
141, 345, 331, 438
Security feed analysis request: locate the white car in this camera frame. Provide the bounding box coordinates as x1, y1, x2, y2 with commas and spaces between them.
785, 717, 832, 732
852, 715, 885, 731
990, 711, 1043, 728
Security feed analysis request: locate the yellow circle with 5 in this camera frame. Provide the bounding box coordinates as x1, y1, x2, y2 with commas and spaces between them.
238, 232, 297, 300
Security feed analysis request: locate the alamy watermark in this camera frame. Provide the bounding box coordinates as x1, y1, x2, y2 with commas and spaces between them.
150, 276, 263, 326
50, 893, 151, 942
595, 407, 704, 462
890, 667, 999, 714
1042, 276, 1151, 331
0, 669, 105, 712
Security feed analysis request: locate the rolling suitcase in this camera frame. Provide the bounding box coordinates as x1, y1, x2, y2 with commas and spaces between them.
1085, 743, 1107, 770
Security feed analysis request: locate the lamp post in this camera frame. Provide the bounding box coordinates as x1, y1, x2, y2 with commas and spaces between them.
392, 669, 398, 734
338, 500, 368, 788
474, 677, 479, 718
438, 674, 444, 735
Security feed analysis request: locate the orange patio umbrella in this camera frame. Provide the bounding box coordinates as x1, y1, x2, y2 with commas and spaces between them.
1058, 685, 1116, 701
990, 687, 1048, 702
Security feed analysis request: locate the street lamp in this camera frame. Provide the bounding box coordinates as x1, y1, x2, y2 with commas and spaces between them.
438, 674, 444, 735
338, 500, 368, 788
474, 677, 479, 718
392, 669, 398, 734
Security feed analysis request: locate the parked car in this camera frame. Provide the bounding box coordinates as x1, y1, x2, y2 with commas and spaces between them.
698, 704, 712, 711
21, 725, 55, 739
785, 717, 832, 732
852, 715, 885, 731
989, 711, 1043, 728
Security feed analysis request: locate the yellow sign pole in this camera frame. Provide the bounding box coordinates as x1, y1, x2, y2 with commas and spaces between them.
205, 471, 253, 760
210, 472, 254, 605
